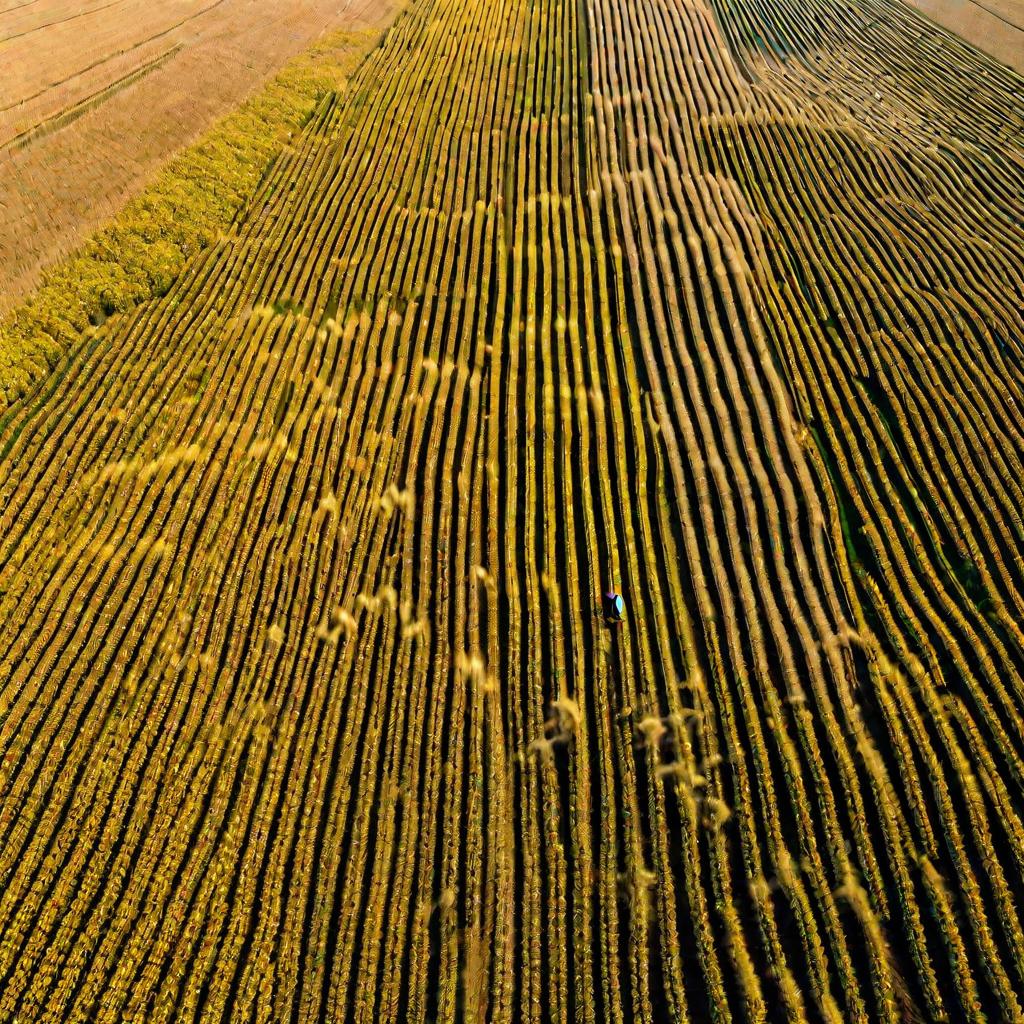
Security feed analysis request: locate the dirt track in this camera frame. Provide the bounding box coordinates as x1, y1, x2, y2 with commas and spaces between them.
0, 0, 396, 311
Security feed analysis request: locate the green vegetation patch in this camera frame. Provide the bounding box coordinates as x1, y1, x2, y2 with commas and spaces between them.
0, 27, 381, 414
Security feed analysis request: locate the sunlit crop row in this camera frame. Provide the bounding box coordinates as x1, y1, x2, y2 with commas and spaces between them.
0, 0, 1021, 1019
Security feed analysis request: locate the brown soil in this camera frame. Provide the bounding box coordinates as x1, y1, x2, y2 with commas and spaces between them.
905, 0, 1024, 74
0, 0, 396, 311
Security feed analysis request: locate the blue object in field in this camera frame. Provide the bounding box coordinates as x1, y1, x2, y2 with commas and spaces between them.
604, 591, 624, 621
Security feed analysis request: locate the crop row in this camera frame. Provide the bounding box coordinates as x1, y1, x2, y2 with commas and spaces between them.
0, 0, 1021, 1020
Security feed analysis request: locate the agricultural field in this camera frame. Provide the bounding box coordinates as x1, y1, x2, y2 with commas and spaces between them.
907, 0, 1024, 73
0, 0, 396, 309
0, 0, 1022, 1020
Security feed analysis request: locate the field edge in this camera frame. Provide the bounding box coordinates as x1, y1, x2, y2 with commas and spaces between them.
0, 24, 389, 419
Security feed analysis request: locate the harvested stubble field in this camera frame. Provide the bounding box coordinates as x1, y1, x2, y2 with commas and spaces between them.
0, 0, 396, 310
907, 0, 1024, 74
0, 0, 1023, 1021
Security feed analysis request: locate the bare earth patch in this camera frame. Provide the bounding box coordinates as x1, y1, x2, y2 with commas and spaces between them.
0, 0, 396, 311
904, 0, 1024, 74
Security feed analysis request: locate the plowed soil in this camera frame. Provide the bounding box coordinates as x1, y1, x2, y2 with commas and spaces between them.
0, 0, 396, 310
908, 0, 1024, 74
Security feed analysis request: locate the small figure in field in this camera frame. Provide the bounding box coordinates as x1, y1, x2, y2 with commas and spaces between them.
603, 590, 625, 624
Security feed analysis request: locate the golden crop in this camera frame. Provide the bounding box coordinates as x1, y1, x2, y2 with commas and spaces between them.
0, 0, 1022, 1020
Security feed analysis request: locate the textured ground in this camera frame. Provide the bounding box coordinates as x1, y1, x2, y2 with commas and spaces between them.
908, 0, 1024, 73
0, 0, 396, 310
0, 0, 1022, 1022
